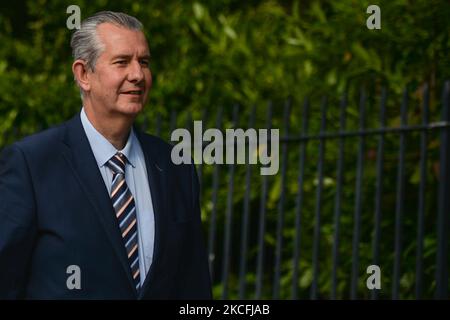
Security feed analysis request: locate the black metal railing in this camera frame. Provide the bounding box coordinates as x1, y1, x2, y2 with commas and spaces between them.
178, 80, 449, 300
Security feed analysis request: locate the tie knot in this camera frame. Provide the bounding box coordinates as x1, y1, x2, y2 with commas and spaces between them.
107, 152, 127, 174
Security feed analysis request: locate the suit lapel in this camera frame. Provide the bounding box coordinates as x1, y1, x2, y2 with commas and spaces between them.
60, 114, 137, 296
134, 128, 168, 298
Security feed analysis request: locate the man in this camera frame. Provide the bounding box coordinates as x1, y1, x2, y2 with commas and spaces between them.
0, 11, 212, 299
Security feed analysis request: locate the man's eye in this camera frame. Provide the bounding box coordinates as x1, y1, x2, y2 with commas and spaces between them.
140, 60, 149, 66
115, 60, 127, 65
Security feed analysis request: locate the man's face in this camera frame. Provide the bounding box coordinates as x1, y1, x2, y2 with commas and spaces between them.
86, 23, 152, 118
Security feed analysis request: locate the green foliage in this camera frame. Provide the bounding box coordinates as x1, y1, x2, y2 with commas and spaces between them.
1, 0, 449, 299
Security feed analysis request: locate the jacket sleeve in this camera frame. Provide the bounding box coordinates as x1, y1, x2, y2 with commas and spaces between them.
0, 145, 37, 299
172, 163, 212, 299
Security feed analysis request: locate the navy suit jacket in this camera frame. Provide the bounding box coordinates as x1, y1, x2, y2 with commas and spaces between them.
0, 113, 212, 299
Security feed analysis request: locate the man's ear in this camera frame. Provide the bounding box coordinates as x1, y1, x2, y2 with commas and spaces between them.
72, 59, 91, 93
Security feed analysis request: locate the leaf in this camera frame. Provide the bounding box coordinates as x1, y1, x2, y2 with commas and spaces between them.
193, 2, 205, 20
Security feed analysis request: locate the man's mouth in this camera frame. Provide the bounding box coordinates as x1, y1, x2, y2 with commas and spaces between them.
121, 90, 143, 95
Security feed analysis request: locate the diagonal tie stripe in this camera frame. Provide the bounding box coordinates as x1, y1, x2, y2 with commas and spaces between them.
111, 179, 126, 198
115, 194, 134, 219
106, 152, 141, 291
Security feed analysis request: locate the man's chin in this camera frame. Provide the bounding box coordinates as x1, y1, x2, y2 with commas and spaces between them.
117, 102, 145, 116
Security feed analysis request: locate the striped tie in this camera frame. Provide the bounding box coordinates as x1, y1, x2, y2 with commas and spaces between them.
106, 152, 141, 292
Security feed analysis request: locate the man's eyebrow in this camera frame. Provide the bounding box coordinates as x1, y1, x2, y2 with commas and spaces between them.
111, 54, 151, 60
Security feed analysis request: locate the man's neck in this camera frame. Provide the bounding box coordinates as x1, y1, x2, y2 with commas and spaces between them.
83, 106, 134, 150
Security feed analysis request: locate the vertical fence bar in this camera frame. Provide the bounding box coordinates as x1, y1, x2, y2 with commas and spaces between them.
208, 106, 223, 284
350, 88, 366, 299
371, 86, 387, 300
221, 104, 240, 299
255, 101, 273, 299
238, 104, 256, 299
436, 80, 450, 299
415, 83, 429, 299
273, 99, 292, 299
331, 93, 347, 299
310, 96, 328, 300
392, 88, 408, 299
292, 98, 310, 299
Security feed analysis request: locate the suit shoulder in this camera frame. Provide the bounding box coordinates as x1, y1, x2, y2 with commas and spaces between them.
13, 123, 65, 155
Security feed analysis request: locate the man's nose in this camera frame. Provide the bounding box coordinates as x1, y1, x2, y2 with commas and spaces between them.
127, 60, 145, 83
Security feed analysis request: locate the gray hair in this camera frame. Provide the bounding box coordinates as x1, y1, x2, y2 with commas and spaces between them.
70, 11, 143, 71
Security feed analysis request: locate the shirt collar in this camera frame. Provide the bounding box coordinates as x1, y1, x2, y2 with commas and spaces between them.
80, 107, 136, 168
